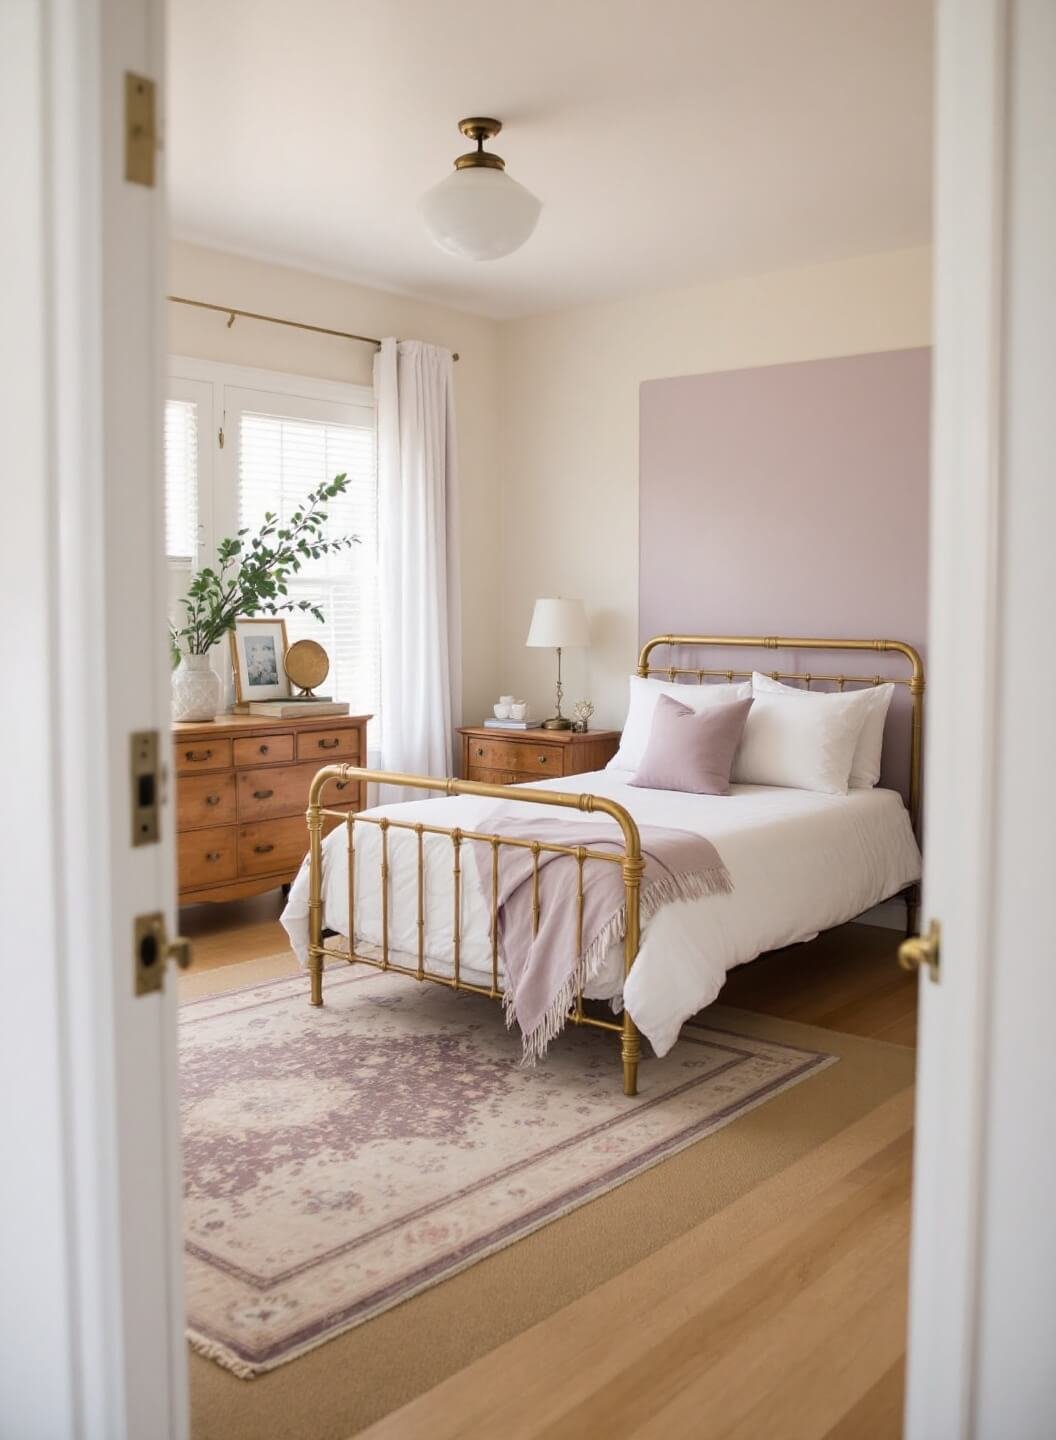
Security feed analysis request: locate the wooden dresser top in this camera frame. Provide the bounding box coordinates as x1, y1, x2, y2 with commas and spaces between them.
172, 712, 372, 741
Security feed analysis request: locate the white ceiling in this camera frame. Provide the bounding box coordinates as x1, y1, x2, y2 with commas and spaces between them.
167, 0, 933, 320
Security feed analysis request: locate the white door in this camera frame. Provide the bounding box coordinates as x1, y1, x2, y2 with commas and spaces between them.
905, 0, 1056, 1435
0, 1, 187, 1436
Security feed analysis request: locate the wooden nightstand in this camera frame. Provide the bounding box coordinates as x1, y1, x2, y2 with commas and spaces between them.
173, 712, 371, 904
458, 726, 620, 784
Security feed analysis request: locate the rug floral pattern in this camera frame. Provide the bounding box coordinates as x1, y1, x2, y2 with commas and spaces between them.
180, 970, 835, 1376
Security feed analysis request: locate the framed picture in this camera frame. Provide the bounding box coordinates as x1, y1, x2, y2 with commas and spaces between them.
229, 618, 290, 703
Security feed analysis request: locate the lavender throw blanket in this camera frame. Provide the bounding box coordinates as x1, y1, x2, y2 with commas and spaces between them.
471, 813, 732, 1061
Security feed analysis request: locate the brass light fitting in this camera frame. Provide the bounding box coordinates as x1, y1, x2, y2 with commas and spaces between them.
454, 118, 507, 171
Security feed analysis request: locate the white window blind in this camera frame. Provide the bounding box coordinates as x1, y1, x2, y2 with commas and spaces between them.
237, 408, 379, 744
164, 398, 199, 565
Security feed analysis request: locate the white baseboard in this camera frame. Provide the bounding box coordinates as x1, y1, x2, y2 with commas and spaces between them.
853, 899, 909, 931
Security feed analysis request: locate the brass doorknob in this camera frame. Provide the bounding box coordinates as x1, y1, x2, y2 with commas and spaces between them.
898, 918, 940, 982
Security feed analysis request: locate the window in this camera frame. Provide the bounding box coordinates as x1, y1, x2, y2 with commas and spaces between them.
164, 360, 378, 748
236, 405, 379, 740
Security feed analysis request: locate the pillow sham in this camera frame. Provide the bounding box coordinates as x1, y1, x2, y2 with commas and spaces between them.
731, 686, 873, 795
608, 673, 752, 772
630, 694, 754, 795
751, 671, 894, 788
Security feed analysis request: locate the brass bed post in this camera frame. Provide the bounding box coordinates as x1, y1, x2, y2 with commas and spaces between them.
306, 770, 329, 1008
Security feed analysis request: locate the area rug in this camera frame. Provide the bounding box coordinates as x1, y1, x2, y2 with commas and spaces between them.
180, 966, 837, 1378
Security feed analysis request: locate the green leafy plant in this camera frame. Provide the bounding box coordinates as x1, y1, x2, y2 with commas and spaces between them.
170, 475, 359, 657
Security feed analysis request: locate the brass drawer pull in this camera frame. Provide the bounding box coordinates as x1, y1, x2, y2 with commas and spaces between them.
253, 842, 275, 855
538, 754, 548, 764
186, 748, 212, 762
336, 780, 349, 791
318, 737, 341, 750
205, 793, 222, 807
253, 788, 274, 800
476, 746, 485, 757
205, 851, 222, 863
258, 743, 269, 754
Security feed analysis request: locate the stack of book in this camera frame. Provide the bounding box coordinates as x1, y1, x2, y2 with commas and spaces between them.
482, 716, 536, 730
233, 698, 350, 719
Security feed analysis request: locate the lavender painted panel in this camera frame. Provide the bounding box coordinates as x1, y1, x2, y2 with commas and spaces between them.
639, 348, 930, 800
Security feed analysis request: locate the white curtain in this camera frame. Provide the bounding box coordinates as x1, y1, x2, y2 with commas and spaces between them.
374, 339, 462, 783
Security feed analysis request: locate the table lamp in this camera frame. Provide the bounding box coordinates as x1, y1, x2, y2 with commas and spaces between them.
525, 597, 590, 730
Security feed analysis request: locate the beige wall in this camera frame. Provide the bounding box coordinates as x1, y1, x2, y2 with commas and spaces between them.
168, 240, 502, 729
170, 240, 932, 737
496, 246, 932, 729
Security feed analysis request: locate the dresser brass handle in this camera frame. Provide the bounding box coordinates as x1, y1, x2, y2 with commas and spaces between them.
259, 743, 269, 754
186, 748, 212, 762
205, 794, 221, 807
205, 851, 222, 862
538, 755, 548, 764
318, 738, 340, 750
253, 842, 275, 855
253, 788, 274, 800
335, 780, 349, 791
476, 747, 485, 757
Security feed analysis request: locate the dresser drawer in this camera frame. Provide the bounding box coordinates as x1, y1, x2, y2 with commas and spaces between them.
237, 816, 311, 878
465, 739, 562, 775
174, 737, 232, 774
237, 761, 360, 821
296, 727, 362, 762
178, 825, 237, 889
232, 732, 294, 768
177, 772, 236, 832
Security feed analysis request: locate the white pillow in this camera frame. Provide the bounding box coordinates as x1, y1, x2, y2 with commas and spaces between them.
751, 672, 894, 788
732, 685, 875, 795
608, 673, 752, 772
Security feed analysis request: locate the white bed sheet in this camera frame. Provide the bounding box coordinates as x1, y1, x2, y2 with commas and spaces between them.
281, 770, 921, 1058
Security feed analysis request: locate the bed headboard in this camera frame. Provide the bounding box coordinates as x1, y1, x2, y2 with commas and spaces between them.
637, 634, 925, 835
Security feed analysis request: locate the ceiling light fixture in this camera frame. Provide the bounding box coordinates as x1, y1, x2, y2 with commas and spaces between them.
419, 118, 542, 262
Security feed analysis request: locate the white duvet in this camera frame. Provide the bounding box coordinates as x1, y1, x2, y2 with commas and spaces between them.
281, 770, 922, 1057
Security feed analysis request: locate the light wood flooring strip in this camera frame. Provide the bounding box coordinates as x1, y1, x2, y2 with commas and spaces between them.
359, 1087, 914, 1440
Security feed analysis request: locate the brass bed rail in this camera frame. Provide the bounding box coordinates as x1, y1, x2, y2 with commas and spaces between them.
306, 766, 647, 1095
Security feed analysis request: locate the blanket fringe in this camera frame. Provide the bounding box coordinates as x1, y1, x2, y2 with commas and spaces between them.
509, 865, 732, 1064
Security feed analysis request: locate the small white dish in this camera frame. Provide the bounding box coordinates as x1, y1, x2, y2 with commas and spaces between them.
493, 703, 511, 719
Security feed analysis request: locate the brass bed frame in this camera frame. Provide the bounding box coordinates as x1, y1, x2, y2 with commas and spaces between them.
305, 634, 924, 1097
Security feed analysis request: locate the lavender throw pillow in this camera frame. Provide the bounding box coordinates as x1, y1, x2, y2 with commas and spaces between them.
629, 693, 754, 795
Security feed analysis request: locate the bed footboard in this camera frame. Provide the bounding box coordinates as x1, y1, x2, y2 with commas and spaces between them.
305, 766, 646, 1096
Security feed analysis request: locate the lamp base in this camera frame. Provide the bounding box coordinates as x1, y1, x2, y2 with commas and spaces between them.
541, 716, 573, 730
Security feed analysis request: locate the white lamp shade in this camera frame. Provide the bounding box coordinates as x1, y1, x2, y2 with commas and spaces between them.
419, 166, 542, 261
525, 598, 590, 649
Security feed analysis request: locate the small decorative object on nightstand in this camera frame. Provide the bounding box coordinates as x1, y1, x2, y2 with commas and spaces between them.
572, 699, 595, 733
459, 724, 619, 785
525, 597, 590, 730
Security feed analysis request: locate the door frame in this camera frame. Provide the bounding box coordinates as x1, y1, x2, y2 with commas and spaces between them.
0, 1, 187, 1436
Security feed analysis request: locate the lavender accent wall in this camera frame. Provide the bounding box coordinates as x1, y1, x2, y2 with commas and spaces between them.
639, 347, 930, 799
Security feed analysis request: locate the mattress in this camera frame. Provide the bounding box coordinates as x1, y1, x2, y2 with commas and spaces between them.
281, 768, 922, 1057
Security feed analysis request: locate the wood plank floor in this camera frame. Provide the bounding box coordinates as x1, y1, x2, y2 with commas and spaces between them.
181, 899, 917, 1439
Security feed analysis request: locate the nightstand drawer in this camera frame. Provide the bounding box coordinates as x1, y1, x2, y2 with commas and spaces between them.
232, 732, 294, 768
466, 739, 562, 775
175, 738, 232, 774
296, 728, 362, 762
178, 825, 237, 889
466, 766, 526, 787
177, 773, 236, 831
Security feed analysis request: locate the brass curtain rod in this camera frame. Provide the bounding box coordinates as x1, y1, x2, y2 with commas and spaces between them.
166, 295, 460, 362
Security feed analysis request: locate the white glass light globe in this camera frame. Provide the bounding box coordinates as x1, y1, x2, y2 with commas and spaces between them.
419, 166, 542, 261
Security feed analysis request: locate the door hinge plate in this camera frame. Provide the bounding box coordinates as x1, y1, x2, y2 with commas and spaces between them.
125, 72, 157, 187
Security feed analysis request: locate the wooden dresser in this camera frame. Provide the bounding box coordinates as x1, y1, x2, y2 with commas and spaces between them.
173, 713, 371, 904
458, 726, 620, 785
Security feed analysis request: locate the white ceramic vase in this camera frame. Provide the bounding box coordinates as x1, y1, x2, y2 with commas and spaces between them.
171, 653, 221, 722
